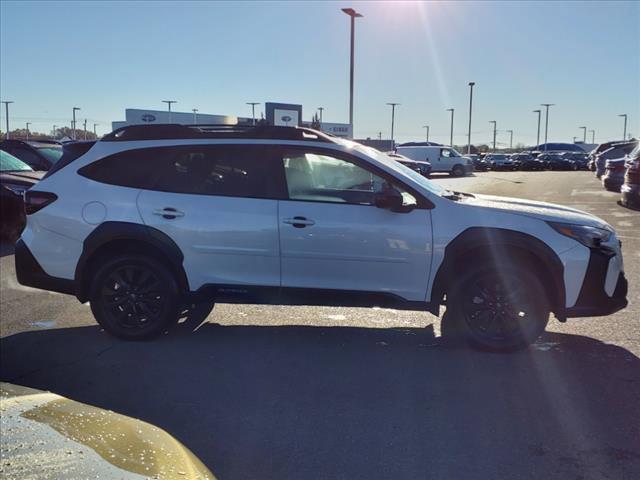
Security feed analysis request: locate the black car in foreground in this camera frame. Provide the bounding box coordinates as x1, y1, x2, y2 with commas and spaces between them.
0, 150, 43, 240
0, 139, 63, 171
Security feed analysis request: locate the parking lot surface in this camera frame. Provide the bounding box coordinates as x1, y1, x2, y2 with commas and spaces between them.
1, 171, 639, 479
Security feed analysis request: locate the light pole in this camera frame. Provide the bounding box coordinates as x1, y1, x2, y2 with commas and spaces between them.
489, 121, 497, 151
1, 101, 13, 139
192, 108, 199, 124
93, 123, 98, 137
246, 102, 259, 125
533, 109, 541, 148
541, 103, 554, 151
579, 126, 587, 143
423, 125, 430, 142
52, 125, 57, 139
318, 107, 324, 125
589, 129, 595, 143
72, 107, 81, 140
506, 129, 513, 150
83, 119, 88, 140
619, 114, 627, 141
162, 100, 176, 123
342, 7, 363, 135
573, 136, 578, 143
26, 122, 31, 140
387, 103, 399, 146
467, 82, 475, 154
446, 108, 454, 146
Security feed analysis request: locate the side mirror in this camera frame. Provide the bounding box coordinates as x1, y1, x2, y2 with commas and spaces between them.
374, 189, 404, 211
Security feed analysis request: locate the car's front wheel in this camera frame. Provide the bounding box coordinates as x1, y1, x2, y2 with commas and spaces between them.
451, 165, 465, 177
90, 254, 181, 340
443, 262, 550, 351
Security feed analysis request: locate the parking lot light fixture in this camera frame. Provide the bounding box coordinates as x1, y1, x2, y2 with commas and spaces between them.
589, 129, 595, 143
387, 103, 400, 146
192, 108, 199, 124
541, 103, 555, 151
72, 107, 81, 140
446, 108, 454, 147
619, 114, 628, 141
246, 103, 259, 125
467, 82, 475, 154
1, 101, 14, 139
162, 100, 176, 123
26, 122, 31, 140
342, 7, 363, 135
52, 125, 57, 138
423, 125, 430, 142
318, 107, 324, 125
506, 129, 513, 149
93, 123, 98, 136
532, 109, 541, 148
579, 126, 587, 143
489, 121, 497, 151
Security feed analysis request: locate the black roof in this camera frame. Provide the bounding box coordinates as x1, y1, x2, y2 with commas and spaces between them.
101, 124, 335, 143
1, 139, 62, 148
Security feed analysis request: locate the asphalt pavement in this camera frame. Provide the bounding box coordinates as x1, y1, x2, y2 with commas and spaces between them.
1, 170, 639, 479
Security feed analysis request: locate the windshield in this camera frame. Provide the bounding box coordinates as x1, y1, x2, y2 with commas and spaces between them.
36, 146, 63, 164
0, 150, 33, 172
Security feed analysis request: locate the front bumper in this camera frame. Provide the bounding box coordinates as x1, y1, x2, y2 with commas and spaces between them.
563, 249, 628, 318
15, 239, 76, 296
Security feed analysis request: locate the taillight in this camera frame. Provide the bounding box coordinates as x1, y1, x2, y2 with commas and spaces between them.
24, 191, 58, 215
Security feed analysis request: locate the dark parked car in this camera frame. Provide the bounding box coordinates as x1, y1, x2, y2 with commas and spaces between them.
620, 144, 640, 210
537, 153, 576, 171
512, 153, 545, 171
387, 152, 432, 177
0, 150, 43, 240
602, 158, 626, 192
0, 139, 63, 171
485, 154, 515, 170
563, 152, 590, 170
594, 140, 637, 178
464, 154, 488, 171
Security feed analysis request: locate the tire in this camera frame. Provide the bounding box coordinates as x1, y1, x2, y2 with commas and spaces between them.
90, 254, 181, 340
451, 165, 465, 177
443, 261, 550, 352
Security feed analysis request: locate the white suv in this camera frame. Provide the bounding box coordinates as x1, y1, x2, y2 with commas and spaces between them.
16, 125, 628, 351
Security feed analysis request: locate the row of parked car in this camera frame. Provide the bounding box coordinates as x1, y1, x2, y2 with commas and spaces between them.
465, 151, 590, 172
591, 139, 639, 210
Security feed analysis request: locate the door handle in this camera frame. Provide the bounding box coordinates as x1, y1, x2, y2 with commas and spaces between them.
153, 207, 185, 219
283, 216, 315, 228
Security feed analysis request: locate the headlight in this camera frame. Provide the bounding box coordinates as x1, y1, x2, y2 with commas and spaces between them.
548, 222, 612, 248
3, 184, 28, 197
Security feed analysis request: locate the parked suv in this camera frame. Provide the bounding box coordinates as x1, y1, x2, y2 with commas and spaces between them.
15, 124, 628, 351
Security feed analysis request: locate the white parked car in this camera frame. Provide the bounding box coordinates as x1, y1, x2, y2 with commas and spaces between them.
16, 125, 628, 351
395, 146, 473, 176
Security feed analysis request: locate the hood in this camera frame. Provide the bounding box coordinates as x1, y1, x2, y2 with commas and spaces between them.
461, 193, 610, 229
0, 170, 44, 185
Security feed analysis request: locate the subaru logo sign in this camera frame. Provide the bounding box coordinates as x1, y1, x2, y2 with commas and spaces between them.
141, 114, 156, 123
281, 115, 292, 122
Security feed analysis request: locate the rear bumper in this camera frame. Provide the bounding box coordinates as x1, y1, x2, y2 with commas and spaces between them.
621, 184, 640, 210
15, 239, 76, 296
563, 249, 628, 318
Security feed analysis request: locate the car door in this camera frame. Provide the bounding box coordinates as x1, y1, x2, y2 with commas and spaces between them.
136, 144, 285, 292
276, 147, 432, 302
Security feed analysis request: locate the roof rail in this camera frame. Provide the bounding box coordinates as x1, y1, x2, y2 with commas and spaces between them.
101, 123, 334, 143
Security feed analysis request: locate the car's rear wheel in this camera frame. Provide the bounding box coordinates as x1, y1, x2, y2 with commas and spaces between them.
90, 254, 181, 340
443, 262, 550, 351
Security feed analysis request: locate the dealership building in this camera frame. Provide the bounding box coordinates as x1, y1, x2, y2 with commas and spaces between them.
112, 102, 353, 138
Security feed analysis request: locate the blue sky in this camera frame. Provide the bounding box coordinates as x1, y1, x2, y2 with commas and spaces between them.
1, 0, 638, 145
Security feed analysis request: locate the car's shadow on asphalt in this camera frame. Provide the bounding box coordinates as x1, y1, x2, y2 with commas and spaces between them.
2, 323, 639, 480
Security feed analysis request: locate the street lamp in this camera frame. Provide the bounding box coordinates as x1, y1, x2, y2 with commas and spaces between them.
93, 123, 98, 137
541, 103, 554, 151
532, 109, 541, 148
1, 101, 13, 139
579, 126, 587, 143
619, 114, 628, 141
246, 102, 259, 125
192, 108, 199, 124
506, 129, 513, 150
387, 103, 400, 146
467, 82, 475, 154
342, 7, 363, 135
52, 125, 57, 138
26, 122, 31, 140
446, 108, 454, 147
589, 129, 595, 143
72, 107, 81, 140
489, 121, 497, 151
83, 119, 88, 140
162, 100, 177, 123
318, 107, 324, 125
422, 125, 430, 142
